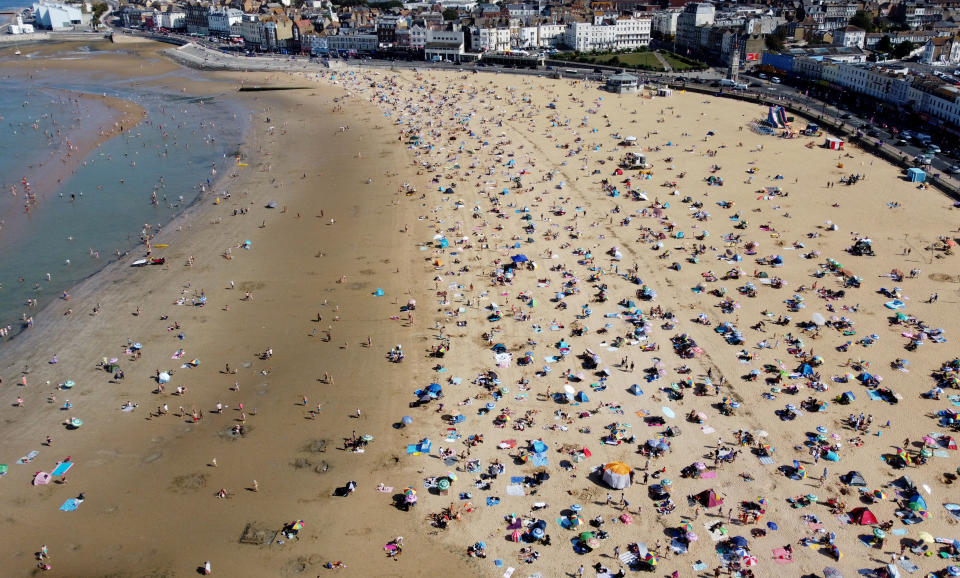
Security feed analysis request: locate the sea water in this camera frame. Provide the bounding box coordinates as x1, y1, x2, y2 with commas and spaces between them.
0, 69, 242, 338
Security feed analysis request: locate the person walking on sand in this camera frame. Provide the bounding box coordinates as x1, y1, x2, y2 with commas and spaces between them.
356, 408, 362, 419
252, 480, 259, 492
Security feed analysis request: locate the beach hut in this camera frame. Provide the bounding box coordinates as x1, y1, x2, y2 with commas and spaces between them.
848, 507, 878, 525
602, 462, 632, 489
824, 137, 844, 150
907, 167, 926, 182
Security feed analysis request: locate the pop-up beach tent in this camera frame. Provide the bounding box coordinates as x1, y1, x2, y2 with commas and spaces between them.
907, 167, 926, 182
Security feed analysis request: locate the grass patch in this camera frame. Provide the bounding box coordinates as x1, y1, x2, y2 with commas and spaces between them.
660, 51, 708, 71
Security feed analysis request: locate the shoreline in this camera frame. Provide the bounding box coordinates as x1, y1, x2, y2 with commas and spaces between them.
0, 47, 242, 341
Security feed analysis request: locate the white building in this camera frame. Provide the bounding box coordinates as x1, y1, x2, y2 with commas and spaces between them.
652, 9, 680, 38
563, 18, 650, 52
676, 2, 715, 52
208, 8, 243, 36
32, 1, 83, 30
472, 26, 510, 51
833, 25, 865, 49
239, 14, 262, 47
425, 28, 465, 60
327, 31, 378, 53
160, 11, 186, 30
614, 18, 652, 49
9, 14, 36, 34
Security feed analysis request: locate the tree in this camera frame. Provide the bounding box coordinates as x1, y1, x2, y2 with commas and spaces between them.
875, 35, 893, 53
850, 10, 875, 33
893, 40, 914, 59
91, 2, 108, 26
442, 7, 459, 21
765, 34, 784, 52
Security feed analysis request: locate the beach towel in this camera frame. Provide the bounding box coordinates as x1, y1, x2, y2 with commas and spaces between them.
510, 476, 524, 484
836, 514, 851, 525
486, 497, 500, 506
17, 450, 39, 464
891, 529, 907, 536
866, 389, 884, 401
758, 456, 775, 465
494, 559, 503, 568
808, 522, 823, 531
701, 426, 716, 434
59, 498, 82, 512
377, 486, 393, 493
506, 485, 525, 497
692, 561, 708, 571
898, 558, 920, 574
531, 455, 549, 467
701, 471, 717, 479
934, 450, 950, 458
503, 567, 515, 578
406, 445, 422, 455
619, 552, 639, 566
50, 462, 73, 476
772, 548, 793, 564
704, 522, 726, 541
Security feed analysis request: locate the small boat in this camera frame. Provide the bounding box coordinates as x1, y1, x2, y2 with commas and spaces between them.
131, 259, 148, 267
149, 257, 165, 265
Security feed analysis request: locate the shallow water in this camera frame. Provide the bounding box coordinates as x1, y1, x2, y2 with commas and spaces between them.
0, 71, 243, 338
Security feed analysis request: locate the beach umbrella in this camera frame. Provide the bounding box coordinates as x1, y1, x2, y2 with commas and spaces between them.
402, 416, 413, 425
873, 489, 887, 501
767, 522, 778, 531
680, 521, 693, 533
570, 504, 583, 512
743, 555, 758, 567
70, 418, 83, 428
510, 530, 522, 542
620, 514, 633, 525
922, 436, 938, 447
907, 494, 927, 513
511, 254, 529, 263
873, 528, 886, 539
437, 478, 451, 490
403, 487, 416, 496
731, 536, 748, 548
580, 531, 595, 541
643, 553, 658, 566
586, 538, 601, 549
947, 566, 960, 577
531, 527, 544, 539
568, 514, 583, 527
916, 531, 934, 544
361, 434, 374, 442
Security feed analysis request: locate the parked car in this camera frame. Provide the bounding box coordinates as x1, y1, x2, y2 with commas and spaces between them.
926, 144, 941, 154
949, 165, 960, 174
840, 113, 852, 119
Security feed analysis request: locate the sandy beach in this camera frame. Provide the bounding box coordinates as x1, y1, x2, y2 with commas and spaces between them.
1, 43, 960, 578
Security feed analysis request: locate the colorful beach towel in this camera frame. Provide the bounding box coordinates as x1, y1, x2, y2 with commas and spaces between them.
772, 548, 793, 564
59, 498, 82, 512
50, 462, 73, 476
16, 450, 39, 465
758, 456, 775, 465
